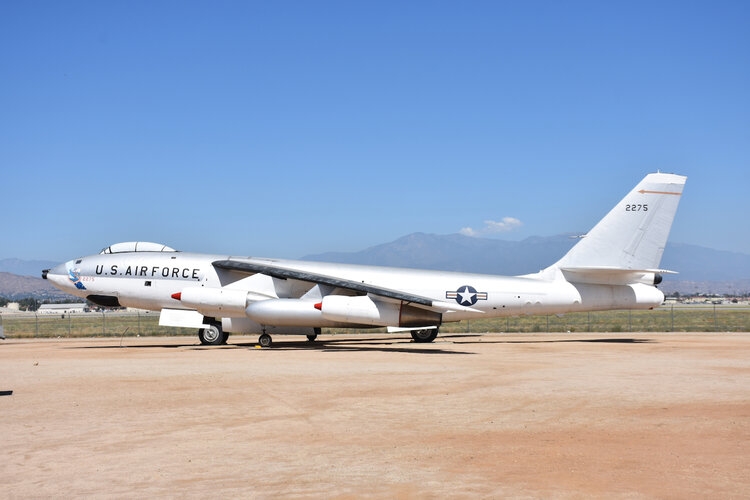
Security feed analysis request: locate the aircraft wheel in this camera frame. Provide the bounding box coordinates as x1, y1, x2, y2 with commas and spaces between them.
199, 324, 224, 346
411, 328, 438, 343
259, 333, 273, 348
306, 334, 317, 342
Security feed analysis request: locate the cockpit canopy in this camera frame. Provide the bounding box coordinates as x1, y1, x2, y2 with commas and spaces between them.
99, 242, 177, 254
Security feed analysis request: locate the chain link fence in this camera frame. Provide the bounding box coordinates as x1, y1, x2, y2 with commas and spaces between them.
439, 305, 750, 334
0, 310, 193, 338
1, 305, 748, 338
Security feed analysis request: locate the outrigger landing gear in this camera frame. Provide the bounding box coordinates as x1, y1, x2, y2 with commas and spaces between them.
306, 327, 321, 342
411, 328, 439, 343
199, 319, 226, 346
258, 333, 273, 348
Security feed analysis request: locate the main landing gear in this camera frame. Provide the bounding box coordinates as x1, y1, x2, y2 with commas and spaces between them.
411, 328, 439, 343
258, 333, 272, 348
198, 319, 227, 346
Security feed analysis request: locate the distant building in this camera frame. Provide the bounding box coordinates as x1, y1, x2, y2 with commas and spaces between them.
5, 302, 20, 311
37, 303, 87, 315
125, 307, 152, 313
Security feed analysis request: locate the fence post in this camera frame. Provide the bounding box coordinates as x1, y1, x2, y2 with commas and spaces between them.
587, 312, 591, 332
546, 315, 549, 332
102, 311, 106, 335
671, 305, 674, 332
68, 313, 72, 337
628, 310, 632, 332
137, 311, 141, 336
714, 304, 718, 332
506, 316, 510, 333
35, 313, 39, 336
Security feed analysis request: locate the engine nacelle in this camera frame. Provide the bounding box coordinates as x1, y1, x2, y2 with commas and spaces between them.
178, 287, 249, 316
245, 299, 327, 326
319, 295, 441, 327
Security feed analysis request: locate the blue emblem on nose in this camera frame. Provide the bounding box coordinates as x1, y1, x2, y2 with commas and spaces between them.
445, 285, 488, 306
68, 269, 86, 290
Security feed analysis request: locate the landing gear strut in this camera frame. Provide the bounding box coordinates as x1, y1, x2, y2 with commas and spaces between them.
411, 328, 438, 343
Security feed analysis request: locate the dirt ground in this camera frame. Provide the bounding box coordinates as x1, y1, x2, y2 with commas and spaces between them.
2, 332, 750, 499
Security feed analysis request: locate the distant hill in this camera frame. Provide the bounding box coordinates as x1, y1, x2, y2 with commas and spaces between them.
0, 272, 75, 300
0, 258, 57, 277
303, 232, 578, 275
303, 233, 750, 294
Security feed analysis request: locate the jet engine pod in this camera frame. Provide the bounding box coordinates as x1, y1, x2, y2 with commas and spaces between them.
245, 298, 327, 326
178, 287, 249, 316
319, 295, 441, 327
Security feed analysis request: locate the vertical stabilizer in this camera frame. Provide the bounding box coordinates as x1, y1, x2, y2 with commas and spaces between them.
553, 173, 686, 271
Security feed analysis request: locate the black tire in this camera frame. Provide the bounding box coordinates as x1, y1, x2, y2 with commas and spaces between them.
259, 333, 272, 348
306, 334, 317, 342
411, 328, 438, 343
198, 324, 223, 346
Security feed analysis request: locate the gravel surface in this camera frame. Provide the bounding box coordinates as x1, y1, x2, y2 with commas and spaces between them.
2, 332, 749, 498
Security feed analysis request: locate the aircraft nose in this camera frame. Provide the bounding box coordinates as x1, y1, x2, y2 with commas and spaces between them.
48, 262, 67, 277
44, 262, 71, 287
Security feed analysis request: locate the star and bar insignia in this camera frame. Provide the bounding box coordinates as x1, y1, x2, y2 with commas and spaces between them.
445, 285, 488, 306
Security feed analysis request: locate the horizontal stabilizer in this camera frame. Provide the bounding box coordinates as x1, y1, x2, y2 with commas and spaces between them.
559, 266, 676, 286
561, 267, 678, 275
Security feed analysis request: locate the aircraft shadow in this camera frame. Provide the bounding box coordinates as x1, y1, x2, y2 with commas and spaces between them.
439, 334, 654, 344
0, 390, 13, 396
62, 334, 651, 353
65, 336, 473, 355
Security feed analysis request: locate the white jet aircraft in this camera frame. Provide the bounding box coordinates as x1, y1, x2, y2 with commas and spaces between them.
44, 173, 685, 347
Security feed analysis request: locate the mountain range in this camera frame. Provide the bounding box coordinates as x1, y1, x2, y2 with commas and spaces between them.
0, 258, 57, 278
1, 234, 749, 299
302, 233, 750, 294
0, 272, 72, 300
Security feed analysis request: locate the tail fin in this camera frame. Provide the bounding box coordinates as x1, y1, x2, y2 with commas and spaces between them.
553, 172, 686, 271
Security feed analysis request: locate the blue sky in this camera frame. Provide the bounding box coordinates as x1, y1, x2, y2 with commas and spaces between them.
2, 1, 748, 261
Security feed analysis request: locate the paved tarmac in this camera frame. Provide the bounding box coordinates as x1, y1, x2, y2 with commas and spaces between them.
2, 333, 750, 498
